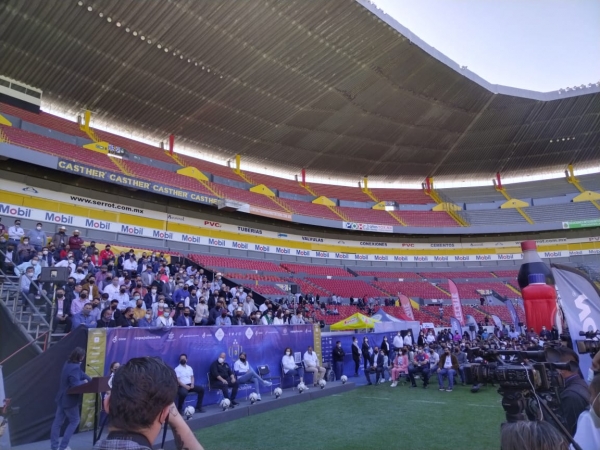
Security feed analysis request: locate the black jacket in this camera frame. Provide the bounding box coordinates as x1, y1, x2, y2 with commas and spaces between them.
361, 342, 370, 359
332, 346, 345, 362
210, 360, 233, 383
559, 375, 591, 435
352, 342, 361, 359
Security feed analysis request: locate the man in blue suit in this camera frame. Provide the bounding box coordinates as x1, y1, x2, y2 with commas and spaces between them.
50, 347, 91, 450
175, 307, 194, 327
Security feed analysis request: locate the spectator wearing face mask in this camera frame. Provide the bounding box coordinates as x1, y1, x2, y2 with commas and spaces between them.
194, 298, 209, 325
72, 266, 87, 283
176, 307, 194, 326
71, 302, 98, 329
260, 310, 274, 325
55, 254, 76, 274
8, 219, 24, 245
175, 354, 205, 414
144, 285, 159, 309
156, 306, 174, 327
215, 309, 231, 326
99, 245, 114, 266
39, 246, 53, 266
50, 226, 68, 248
408, 347, 430, 388
102, 277, 121, 301
132, 296, 147, 320
1, 242, 19, 275
114, 285, 130, 310
50, 289, 72, 331
70, 288, 91, 316
27, 223, 47, 252
138, 308, 155, 328
123, 254, 138, 272
234, 352, 272, 401
17, 236, 36, 262
19, 266, 36, 309
437, 346, 459, 392
14, 255, 41, 277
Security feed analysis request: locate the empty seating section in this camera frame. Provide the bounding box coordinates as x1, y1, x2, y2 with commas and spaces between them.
396, 211, 459, 227
281, 263, 351, 277
224, 273, 285, 282
309, 183, 372, 202
466, 209, 528, 226
93, 129, 176, 164
244, 173, 310, 196
439, 186, 505, 204
479, 305, 525, 324
215, 184, 286, 211
1, 102, 85, 136
508, 178, 578, 199
370, 188, 431, 204
306, 278, 385, 298
118, 159, 215, 196
289, 278, 331, 297
282, 199, 341, 220
355, 271, 421, 279
420, 271, 493, 279
528, 203, 600, 223
462, 305, 487, 324
374, 281, 449, 299
579, 173, 600, 192
189, 254, 286, 272
339, 207, 401, 226
439, 282, 520, 299
493, 270, 518, 278
1, 125, 121, 172
251, 285, 287, 295
175, 154, 240, 181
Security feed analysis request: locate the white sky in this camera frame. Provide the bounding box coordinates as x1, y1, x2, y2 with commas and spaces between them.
372, 0, 600, 92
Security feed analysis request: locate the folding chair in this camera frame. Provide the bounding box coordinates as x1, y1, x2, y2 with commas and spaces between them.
257, 364, 280, 395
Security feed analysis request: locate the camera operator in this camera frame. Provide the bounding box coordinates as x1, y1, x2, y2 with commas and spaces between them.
554, 347, 590, 436
571, 374, 600, 450
501, 421, 568, 450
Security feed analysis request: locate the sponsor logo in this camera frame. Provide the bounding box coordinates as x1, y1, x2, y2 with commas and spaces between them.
121, 225, 143, 235
588, 237, 600, 242
338, 240, 346, 244
589, 249, 600, 255
0, 204, 32, 217
231, 241, 249, 250
476, 255, 492, 261
434, 256, 449, 261
543, 251, 563, 258
431, 243, 455, 248
469, 243, 484, 247
354, 254, 369, 260
401, 243, 415, 248
208, 238, 226, 247
254, 244, 270, 252
302, 236, 324, 242
44, 212, 73, 224
152, 230, 173, 239
498, 254, 515, 260
315, 251, 329, 258
278, 233, 288, 238
360, 241, 388, 247
569, 250, 583, 256
374, 255, 389, 261
204, 220, 221, 228
413, 256, 428, 262
335, 253, 349, 259
394, 255, 409, 261
167, 214, 185, 222
181, 234, 202, 243
575, 294, 598, 331
296, 250, 310, 256
276, 247, 291, 254
454, 255, 470, 261
85, 219, 111, 230
22, 186, 39, 193
238, 226, 262, 235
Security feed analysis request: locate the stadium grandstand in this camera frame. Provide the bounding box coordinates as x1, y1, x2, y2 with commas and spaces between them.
0, 1, 599, 449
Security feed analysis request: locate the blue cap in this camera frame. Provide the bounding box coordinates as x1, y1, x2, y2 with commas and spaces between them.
528, 273, 545, 284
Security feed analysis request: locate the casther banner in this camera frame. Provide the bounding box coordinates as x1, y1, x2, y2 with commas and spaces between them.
448, 279, 465, 326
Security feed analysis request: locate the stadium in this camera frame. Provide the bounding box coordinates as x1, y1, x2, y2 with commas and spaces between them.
0, 1, 599, 449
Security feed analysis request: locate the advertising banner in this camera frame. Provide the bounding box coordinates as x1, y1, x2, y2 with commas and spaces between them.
450, 317, 463, 338
552, 264, 600, 378
562, 219, 600, 229
104, 326, 313, 402
491, 315, 503, 329
343, 222, 393, 233
504, 300, 521, 331
448, 279, 465, 326
80, 329, 108, 431
399, 294, 415, 320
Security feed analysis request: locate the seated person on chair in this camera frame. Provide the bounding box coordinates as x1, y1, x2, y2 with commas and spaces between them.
408, 347, 430, 388
281, 347, 307, 387
175, 354, 205, 413
455, 347, 468, 385
303, 346, 326, 387
209, 353, 239, 407
391, 348, 409, 387
233, 352, 272, 401
365, 346, 386, 386
429, 348, 440, 379
437, 346, 459, 392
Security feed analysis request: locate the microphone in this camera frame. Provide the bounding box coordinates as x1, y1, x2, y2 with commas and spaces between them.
87, 364, 102, 377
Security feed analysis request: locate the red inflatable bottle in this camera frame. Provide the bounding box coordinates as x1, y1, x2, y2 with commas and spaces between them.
522, 273, 557, 333
517, 240, 555, 289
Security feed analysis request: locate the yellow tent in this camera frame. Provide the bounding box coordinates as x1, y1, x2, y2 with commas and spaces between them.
330, 313, 380, 331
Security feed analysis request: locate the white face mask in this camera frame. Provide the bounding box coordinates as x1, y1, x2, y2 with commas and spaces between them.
218, 357, 225, 364
36, 226, 42, 230
285, 351, 291, 356
145, 314, 151, 319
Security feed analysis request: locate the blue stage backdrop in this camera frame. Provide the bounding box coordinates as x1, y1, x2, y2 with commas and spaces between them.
104, 325, 313, 404
321, 331, 399, 386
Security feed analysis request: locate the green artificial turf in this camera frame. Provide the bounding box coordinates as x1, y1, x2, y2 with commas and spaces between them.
195, 383, 505, 450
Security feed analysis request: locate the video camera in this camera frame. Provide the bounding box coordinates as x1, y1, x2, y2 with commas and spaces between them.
575, 330, 600, 357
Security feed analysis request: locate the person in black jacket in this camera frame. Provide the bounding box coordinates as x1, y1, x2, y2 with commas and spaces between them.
332, 341, 346, 381
50, 288, 73, 332
361, 337, 372, 372
417, 331, 426, 347
554, 347, 590, 436
351, 336, 361, 376
209, 353, 239, 407
97, 307, 117, 328
381, 336, 390, 356
365, 347, 385, 385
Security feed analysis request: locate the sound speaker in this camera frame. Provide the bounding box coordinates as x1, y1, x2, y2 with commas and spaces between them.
290, 284, 299, 295
40, 267, 70, 283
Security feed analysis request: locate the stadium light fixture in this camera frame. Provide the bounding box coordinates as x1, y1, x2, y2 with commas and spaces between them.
87, 6, 92, 11
157, 44, 161, 49
132, 31, 138, 36
125, 27, 130, 33
99, 12, 103, 18
147, 40, 151, 44
140, 35, 145, 41
116, 22, 121, 27
107, 17, 112, 22
77, 1, 83, 6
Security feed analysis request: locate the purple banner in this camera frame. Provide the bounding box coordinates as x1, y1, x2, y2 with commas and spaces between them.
105, 326, 313, 404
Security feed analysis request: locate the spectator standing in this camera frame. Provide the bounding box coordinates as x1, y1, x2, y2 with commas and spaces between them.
27, 223, 47, 251
51, 226, 68, 248
8, 219, 24, 245
404, 331, 413, 347
351, 336, 361, 377
332, 341, 345, 381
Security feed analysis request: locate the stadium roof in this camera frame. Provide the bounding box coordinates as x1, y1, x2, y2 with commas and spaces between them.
2, 0, 600, 184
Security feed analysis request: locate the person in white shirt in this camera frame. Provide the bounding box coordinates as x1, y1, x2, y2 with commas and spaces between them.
428, 348, 440, 379
233, 352, 272, 401
281, 347, 307, 387
113, 285, 130, 310
123, 255, 138, 272
175, 354, 205, 413
8, 220, 24, 243
303, 346, 326, 387
238, 290, 247, 303
392, 331, 404, 351
290, 310, 305, 325
55, 257, 76, 274
194, 298, 209, 325
571, 374, 600, 450
156, 306, 174, 327
273, 310, 285, 325
426, 331, 436, 345
404, 331, 413, 347
102, 277, 121, 300
243, 297, 257, 317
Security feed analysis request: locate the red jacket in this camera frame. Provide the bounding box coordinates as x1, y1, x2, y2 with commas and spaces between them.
68, 236, 84, 250
100, 249, 115, 264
